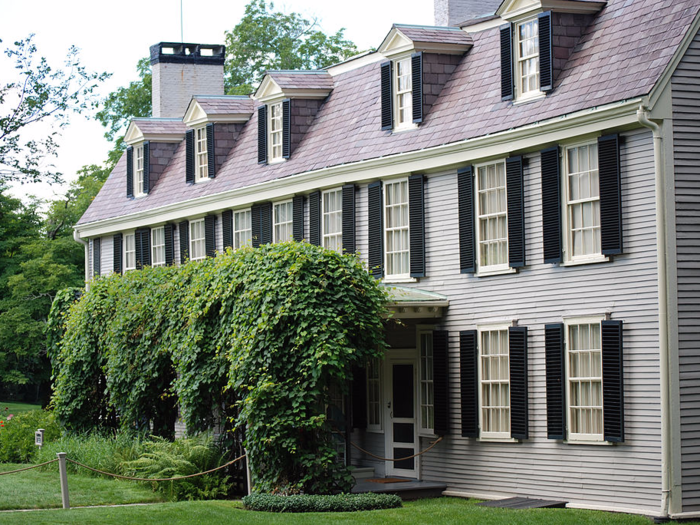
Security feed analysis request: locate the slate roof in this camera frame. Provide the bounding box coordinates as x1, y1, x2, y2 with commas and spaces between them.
78, 0, 700, 226
194, 96, 254, 115
131, 118, 186, 135
395, 24, 474, 45
266, 71, 334, 91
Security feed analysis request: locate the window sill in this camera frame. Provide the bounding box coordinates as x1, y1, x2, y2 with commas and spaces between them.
268, 158, 286, 165
564, 438, 613, 446
392, 123, 418, 133
419, 431, 437, 439
561, 255, 610, 267
512, 92, 546, 105
383, 276, 418, 284
366, 428, 384, 434
477, 436, 520, 443
476, 267, 517, 278
194, 177, 211, 184
133, 193, 147, 199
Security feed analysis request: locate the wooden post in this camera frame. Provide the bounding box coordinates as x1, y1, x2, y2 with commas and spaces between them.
56, 452, 70, 509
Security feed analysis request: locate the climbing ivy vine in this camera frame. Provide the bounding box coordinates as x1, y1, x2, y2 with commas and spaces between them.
50, 242, 389, 493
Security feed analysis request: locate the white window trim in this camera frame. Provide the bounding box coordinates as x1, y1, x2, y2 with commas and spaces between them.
561, 140, 609, 266
321, 188, 343, 253
234, 209, 252, 250
366, 358, 383, 433
189, 218, 206, 261
383, 178, 411, 280
514, 18, 542, 103
392, 55, 418, 132
124, 231, 136, 271
477, 323, 512, 441
268, 101, 285, 164
195, 126, 209, 183
474, 159, 512, 277
564, 315, 606, 444
418, 330, 436, 438
134, 145, 146, 198
272, 200, 294, 243
151, 226, 165, 267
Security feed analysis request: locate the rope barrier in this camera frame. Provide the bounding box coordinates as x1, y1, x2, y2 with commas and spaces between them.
66, 454, 246, 482
333, 429, 443, 462
0, 459, 59, 476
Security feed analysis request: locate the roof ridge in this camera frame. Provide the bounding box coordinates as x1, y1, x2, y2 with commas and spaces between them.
393, 23, 466, 31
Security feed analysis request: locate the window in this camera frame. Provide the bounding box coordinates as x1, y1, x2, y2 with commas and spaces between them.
475, 160, 508, 273
273, 201, 293, 242
478, 325, 510, 440
394, 57, 412, 129
384, 179, 409, 278
124, 233, 136, 271
269, 102, 283, 161
419, 332, 434, 434
195, 127, 208, 181
516, 19, 540, 99
134, 145, 145, 197
367, 358, 382, 432
565, 317, 603, 442
564, 143, 601, 262
152, 227, 165, 267
189, 219, 206, 260
322, 189, 342, 253
234, 210, 252, 249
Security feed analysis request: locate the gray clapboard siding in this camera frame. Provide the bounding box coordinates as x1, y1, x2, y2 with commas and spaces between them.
672, 29, 700, 514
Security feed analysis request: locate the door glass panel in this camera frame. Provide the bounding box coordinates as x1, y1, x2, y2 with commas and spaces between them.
393, 447, 414, 470
393, 364, 414, 419
393, 422, 414, 444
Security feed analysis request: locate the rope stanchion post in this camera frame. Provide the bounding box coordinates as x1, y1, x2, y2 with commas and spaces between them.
56, 452, 70, 510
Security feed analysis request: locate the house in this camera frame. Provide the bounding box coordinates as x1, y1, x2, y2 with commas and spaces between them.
73, 0, 700, 518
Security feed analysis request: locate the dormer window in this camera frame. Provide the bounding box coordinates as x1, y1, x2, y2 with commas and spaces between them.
126, 143, 150, 198
185, 124, 215, 184
381, 55, 421, 132
257, 101, 289, 164
134, 145, 145, 197
269, 102, 284, 161
195, 127, 209, 181
516, 19, 540, 99
394, 58, 413, 130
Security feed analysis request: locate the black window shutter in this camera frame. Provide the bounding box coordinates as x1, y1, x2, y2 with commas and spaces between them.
539, 12, 553, 92
261, 202, 273, 245
309, 191, 321, 246
282, 99, 291, 159
257, 106, 267, 164
545, 323, 566, 440
143, 141, 150, 194
506, 156, 526, 268
93, 238, 101, 277
164, 224, 175, 266
433, 330, 450, 436
458, 166, 476, 273
602, 320, 625, 443
137, 228, 151, 269
179, 220, 189, 262
351, 365, 367, 429
541, 146, 562, 263
380, 61, 393, 130
126, 146, 134, 198
293, 195, 304, 241
409, 174, 425, 278
342, 184, 356, 253
222, 210, 233, 250
206, 123, 216, 179
412, 52, 423, 124
460, 330, 479, 438
113, 233, 123, 274
205, 215, 216, 257
368, 181, 384, 278
185, 129, 195, 185
500, 24, 514, 100
509, 326, 529, 440
134, 231, 143, 270
599, 134, 623, 255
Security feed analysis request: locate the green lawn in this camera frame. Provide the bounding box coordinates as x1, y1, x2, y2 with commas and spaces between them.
0, 463, 164, 511
0, 497, 693, 525
0, 400, 42, 417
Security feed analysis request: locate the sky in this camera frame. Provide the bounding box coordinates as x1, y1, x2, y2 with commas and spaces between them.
1, 0, 435, 203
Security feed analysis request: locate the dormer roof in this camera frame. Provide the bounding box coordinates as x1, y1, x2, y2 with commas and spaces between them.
124, 118, 187, 145
379, 24, 473, 57
254, 71, 334, 102
183, 95, 254, 126
497, 0, 606, 21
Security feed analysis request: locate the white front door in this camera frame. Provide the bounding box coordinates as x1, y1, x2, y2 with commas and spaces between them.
385, 358, 418, 478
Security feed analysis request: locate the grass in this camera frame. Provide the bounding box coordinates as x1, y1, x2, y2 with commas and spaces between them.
0, 463, 165, 511
0, 400, 42, 417
0, 497, 695, 525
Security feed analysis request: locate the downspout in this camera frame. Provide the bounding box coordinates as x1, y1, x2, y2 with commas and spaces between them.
637, 106, 671, 519
73, 229, 89, 285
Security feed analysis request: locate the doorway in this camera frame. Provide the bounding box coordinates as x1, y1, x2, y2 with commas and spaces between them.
385, 356, 418, 478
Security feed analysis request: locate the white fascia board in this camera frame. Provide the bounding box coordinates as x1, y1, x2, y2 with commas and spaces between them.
463, 18, 506, 33
257, 89, 331, 104
498, 0, 605, 20
327, 52, 384, 76
75, 97, 643, 238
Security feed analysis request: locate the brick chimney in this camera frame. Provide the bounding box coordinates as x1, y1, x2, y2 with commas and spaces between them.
149, 42, 226, 118
434, 0, 503, 26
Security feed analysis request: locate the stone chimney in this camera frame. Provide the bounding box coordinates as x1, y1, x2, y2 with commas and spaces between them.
149, 42, 226, 118
434, 0, 503, 26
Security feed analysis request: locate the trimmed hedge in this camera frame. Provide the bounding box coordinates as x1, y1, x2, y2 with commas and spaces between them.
242, 492, 402, 513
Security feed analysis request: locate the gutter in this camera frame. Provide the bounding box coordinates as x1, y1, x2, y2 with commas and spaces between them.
73, 229, 89, 285
636, 106, 672, 520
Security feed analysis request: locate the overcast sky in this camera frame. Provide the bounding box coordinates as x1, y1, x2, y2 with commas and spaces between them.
1, 0, 434, 203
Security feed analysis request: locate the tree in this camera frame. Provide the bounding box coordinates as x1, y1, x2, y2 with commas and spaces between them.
224, 0, 359, 94
0, 35, 109, 184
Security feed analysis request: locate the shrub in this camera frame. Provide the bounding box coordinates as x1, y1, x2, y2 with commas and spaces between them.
242, 492, 403, 513
0, 409, 60, 463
